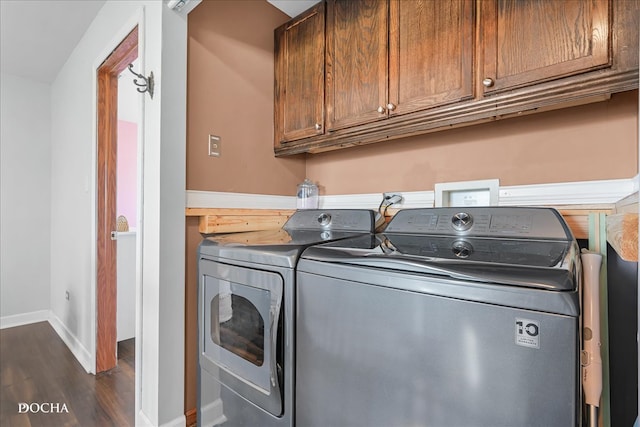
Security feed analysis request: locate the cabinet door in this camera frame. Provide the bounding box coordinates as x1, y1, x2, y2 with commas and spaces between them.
482, 0, 611, 94
388, 0, 474, 116
326, 0, 388, 132
274, 3, 325, 146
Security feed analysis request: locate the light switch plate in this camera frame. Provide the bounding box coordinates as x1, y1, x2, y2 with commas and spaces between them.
435, 179, 499, 207
208, 135, 221, 157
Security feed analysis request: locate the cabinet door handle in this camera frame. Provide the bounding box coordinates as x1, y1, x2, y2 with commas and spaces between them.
482, 78, 495, 87
386, 103, 396, 111
377, 106, 386, 114
314, 123, 322, 131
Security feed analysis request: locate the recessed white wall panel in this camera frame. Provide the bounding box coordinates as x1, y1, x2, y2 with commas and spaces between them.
0, 73, 52, 319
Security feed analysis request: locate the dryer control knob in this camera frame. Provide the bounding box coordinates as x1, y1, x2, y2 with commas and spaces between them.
451, 212, 473, 231
317, 212, 332, 226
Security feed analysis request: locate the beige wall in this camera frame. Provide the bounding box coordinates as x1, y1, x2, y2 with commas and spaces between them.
187, 0, 305, 195
187, 1, 638, 199
307, 90, 639, 195
185, 0, 304, 414
185, 0, 638, 415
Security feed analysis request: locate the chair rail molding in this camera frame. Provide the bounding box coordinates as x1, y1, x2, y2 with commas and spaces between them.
186, 177, 638, 211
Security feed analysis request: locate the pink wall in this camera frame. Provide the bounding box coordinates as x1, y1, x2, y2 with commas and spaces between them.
117, 120, 137, 228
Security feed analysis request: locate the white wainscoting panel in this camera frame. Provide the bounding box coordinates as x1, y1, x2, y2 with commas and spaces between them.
186, 177, 637, 210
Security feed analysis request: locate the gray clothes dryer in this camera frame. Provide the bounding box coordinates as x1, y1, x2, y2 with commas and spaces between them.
197, 209, 375, 427
296, 207, 581, 427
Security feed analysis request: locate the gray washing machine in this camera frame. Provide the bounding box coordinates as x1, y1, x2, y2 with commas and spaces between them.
296, 207, 581, 427
197, 209, 375, 427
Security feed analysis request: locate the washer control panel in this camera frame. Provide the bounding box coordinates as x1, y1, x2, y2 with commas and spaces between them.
283, 209, 375, 232
385, 207, 571, 240
451, 212, 473, 231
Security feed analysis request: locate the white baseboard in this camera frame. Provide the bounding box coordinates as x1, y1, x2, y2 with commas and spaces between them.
0, 309, 50, 329
48, 312, 94, 374
160, 413, 187, 427
137, 408, 188, 427
136, 411, 155, 427
187, 177, 636, 211
200, 398, 226, 427
1, 309, 94, 374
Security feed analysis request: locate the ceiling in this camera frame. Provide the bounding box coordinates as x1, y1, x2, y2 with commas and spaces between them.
0, 0, 319, 84
267, 0, 321, 18
0, 0, 106, 83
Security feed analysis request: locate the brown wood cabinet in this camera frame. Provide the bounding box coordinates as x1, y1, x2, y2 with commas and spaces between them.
481, 0, 611, 94
325, 0, 474, 132
274, 2, 325, 147
389, 0, 474, 116
324, 0, 388, 131
274, 0, 638, 156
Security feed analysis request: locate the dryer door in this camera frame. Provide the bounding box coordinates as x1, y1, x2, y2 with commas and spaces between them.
200, 260, 283, 416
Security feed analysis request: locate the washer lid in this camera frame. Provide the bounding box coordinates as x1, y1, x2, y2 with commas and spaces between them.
381, 234, 570, 267
300, 233, 579, 291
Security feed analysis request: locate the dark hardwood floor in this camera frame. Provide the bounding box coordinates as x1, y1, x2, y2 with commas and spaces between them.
0, 322, 134, 426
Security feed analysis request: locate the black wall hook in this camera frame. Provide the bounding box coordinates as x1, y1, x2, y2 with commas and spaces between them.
127, 63, 154, 99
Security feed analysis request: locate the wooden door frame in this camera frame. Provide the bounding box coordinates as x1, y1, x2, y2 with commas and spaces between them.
96, 26, 138, 373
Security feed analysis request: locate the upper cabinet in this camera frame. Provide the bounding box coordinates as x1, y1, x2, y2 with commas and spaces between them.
388, 0, 474, 115
274, 0, 638, 156
274, 2, 325, 147
326, 0, 474, 132
325, 0, 388, 131
481, 0, 611, 94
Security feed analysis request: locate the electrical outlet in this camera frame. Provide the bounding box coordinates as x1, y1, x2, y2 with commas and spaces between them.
65, 291, 70, 301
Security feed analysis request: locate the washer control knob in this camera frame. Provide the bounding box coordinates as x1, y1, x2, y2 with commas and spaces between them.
451, 212, 473, 231
317, 212, 332, 226
452, 240, 473, 258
